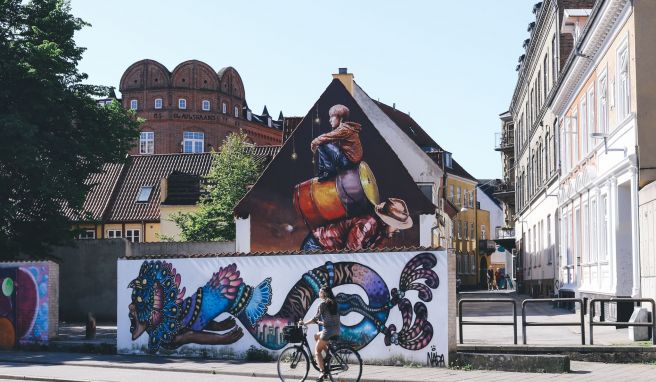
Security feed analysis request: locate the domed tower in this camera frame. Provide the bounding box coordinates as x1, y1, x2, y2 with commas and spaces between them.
118, 60, 283, 155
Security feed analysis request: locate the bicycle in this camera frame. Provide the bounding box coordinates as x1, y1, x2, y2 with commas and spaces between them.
277, 323, 362, 382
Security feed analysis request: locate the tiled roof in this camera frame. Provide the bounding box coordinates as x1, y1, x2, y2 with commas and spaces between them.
374, 101, 477, 182
106, 153, 214, 222
64, 162, 125, 221
71, 145, 281, 223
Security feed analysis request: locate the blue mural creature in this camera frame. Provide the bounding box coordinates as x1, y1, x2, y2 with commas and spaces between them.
128, 252, 439, 353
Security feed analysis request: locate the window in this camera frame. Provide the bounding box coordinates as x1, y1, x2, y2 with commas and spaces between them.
551, 35, 557, 84
234, 106, 240, 118
267, 117, 272, 127
469, 192, 474, 208
547, 214, 552, 264
154, 98, 163, 109
617, 44, 630, 121
140, 132, 154, 154
449, 185, 454, 202
457, 220, 461, 239
130, 99, 138, 110
587, 87, 595, 152
202, 100, 210, 111
464, 222, 469, 240
456, 187, 461, 206
417, 183, 433, 203
481, 225, 486, 240
471, 223, 475, 240
571, 108, 579, 163
590, 198, 597, 262
178, 98, 187, 110
126, 229, 140, 243
583, 203, 589, 263
107, 229, 122, 239
580, 99, 587, 156
183, 131, 204, 153
598, 73, 608, 134
563, 120, 569, 172
136, 186, 153, 202
444, 152, 453, 168
543, 54, 549, 98
78, 229, 96, 239
600, 194, 608, 260
222, 102, 227, 114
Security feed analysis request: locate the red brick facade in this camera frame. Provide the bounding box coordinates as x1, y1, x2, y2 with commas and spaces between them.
119, 60, 283, 154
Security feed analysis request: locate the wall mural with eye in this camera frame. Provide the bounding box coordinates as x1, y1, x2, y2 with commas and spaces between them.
118, 251, 448, 364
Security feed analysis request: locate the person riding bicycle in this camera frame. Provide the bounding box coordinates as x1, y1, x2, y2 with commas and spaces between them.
300, 286, 340, 381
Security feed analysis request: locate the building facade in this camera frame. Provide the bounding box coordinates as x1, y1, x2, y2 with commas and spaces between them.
507, 0, 595, 297
552, 0, 656, 312
119, 60, 283, 155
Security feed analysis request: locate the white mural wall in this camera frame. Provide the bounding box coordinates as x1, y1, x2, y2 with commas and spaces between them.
117, 250, 448, 364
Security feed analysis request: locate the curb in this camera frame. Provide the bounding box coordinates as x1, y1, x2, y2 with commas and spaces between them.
0, 356, 436, 382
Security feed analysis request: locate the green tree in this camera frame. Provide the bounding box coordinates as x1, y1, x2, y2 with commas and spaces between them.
0, 0, 140, 258
173, 131, 261, 241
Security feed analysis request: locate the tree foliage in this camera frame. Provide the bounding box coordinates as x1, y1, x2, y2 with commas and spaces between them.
172, 131, 261, 242
0, 0, 141, 258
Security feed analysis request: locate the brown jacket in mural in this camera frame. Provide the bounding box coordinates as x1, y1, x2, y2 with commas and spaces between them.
311, 122, 363, 163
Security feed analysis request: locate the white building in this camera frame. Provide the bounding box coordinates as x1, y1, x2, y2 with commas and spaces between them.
551, 0, 643, 318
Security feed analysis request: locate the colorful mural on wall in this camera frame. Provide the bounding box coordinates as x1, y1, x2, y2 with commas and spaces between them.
118, 251, 448, 363
0, 263, 50, 349
234, 81, 435, 252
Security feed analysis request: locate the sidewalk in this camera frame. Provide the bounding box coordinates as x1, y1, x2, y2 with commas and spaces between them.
0, 350, 655, 382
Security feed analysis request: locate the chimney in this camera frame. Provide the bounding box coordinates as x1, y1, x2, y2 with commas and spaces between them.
332, 67, 354, 95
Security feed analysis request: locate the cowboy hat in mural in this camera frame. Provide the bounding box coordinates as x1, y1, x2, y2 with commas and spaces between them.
375, 197, 413, 230
300, 196, 413, 251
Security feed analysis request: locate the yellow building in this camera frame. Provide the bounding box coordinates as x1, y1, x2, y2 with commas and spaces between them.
68, 148, 279, 242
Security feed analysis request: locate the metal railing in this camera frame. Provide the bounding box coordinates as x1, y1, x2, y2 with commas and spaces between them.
458, 298, 517, 344
522, 298, 585, 345
589, 298, 656, 345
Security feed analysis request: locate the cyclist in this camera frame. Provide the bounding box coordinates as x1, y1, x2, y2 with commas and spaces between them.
299, 286, 340, 381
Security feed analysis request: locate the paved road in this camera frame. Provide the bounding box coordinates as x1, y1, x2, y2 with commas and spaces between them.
0, 350, 655, 382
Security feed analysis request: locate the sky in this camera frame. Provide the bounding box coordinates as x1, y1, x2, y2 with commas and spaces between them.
69, 0, 536, 180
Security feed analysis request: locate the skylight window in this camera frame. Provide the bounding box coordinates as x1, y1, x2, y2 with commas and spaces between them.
136, 186, 153, 202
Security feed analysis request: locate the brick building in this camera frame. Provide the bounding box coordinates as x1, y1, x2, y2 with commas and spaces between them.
119, 59, 284, 154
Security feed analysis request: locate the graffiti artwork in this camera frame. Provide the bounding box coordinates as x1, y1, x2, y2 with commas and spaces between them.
118, 251, 448, 363
0, 264, 50, 349
233, 82, 435, 252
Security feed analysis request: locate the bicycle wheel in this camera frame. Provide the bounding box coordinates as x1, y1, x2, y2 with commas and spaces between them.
277, 345, 310, 382
327, 346, 362, 382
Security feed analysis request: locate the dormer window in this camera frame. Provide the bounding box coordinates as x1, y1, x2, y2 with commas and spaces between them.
444, 152, 453, 169
136, 186, 153, 203
561, 9, 592, 44
267, 117, 272, 128
246, 109, 252, 121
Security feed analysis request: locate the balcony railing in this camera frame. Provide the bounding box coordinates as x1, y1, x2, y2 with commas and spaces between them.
495, 133, 515, 151
496, 227, 515, 239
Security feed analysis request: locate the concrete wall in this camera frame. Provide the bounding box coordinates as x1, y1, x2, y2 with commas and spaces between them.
51, 239, 126, 322
51, 239, 236, 322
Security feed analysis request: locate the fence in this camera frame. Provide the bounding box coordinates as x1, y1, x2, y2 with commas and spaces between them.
458, 297, 656, 346
589, 298, 656, 345
458, 298, 517, 344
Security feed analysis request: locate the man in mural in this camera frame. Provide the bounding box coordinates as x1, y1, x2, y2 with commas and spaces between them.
300, 197, 413, 251
310, 104, 362, 181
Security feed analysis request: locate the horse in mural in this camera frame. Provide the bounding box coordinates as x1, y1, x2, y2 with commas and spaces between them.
127, 252, 439, 353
